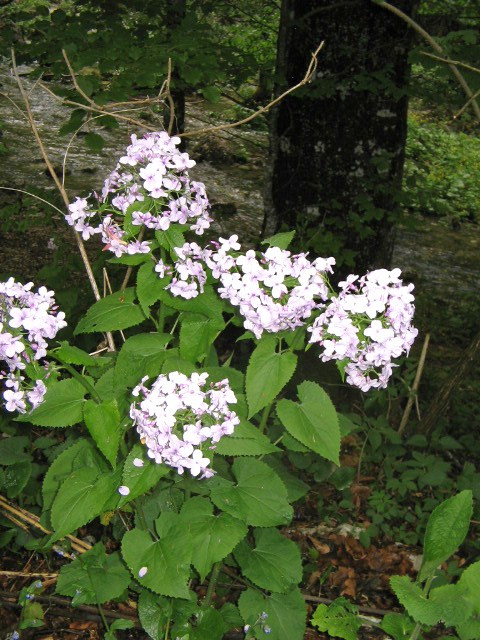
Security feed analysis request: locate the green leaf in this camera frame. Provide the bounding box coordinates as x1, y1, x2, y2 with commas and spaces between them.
83, 399, 121, 468
457, 619, 480, 640
84, 132, 105, 152
420, 490, 473, 581
277, 381, 340, 464
234, 528, 302, 593
179, 313, 225, 363
190, 607, 227, 640
311, 599, 362, 640
105, 619, 134, 640
122, 524, 192, 598
156, 286, 224, 320
380, 612, 415, 640
161, 355, 197, 376
75, 288, 145, 334
390, 575, 442, 625
214, 420, 280, 456
181, 497, 247, 581
55, 342, 103, 367
209, 458, 293, 527
137, 262, 168, 314
56, 543, 130, 605
245, 336, 297, 418
238, 587, 307, 640
50, 467, 119, 540
114, 332, 171, 389
429, 584, 474, 627
204, 366, 244, 393
202, 86, 222, 103
0, 436, 30, 465
4, 461, 31, 498
458, 560, 480, 614
263, 456, 310, 503
262, 231, 295, 250
18, 379, 86, 427
138, 589, 170, 640
118, 444, 170, 507
42, 440, 106, 512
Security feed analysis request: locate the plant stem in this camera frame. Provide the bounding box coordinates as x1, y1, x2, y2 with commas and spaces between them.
97, 603, 110, 634
258, 403, 273, 434
163, 614, 171, 640
204, 562, 222, 606
408, 574, 435, 640
49, 353, 102, 403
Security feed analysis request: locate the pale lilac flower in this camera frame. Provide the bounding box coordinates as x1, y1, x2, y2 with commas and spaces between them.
201, 238, 334, 338
118, 486, 130, 496
308, 268, 418, 391
138, 566, 148, 578
64, 132, 212, 257
0, 279, 65, 413
130, 372, 239, 478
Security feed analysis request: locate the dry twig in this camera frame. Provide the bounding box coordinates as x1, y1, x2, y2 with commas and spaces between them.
181, 42, 325, 138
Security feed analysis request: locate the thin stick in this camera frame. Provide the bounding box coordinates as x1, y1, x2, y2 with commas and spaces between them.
1, 510, 29, 531
62, 49, 100, 110
39, 82, 159, 132
11, 50, 101, 300
0, 570, 58, 579
420, 51, 480, 76
0, 187, 65, 216
455, 86, 480, 120
398, 333, 430, 434
0, 495, 91, 553
62, 112, 108, 187
373, 0, 480, 122
181, 42, 324, 138
0, 91, 28, 120
11, 50, 116, 352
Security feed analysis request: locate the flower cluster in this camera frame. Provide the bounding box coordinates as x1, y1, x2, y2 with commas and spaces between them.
162, 242, 208, 299
308, 268, 418, 391
65, 131, 212, 257
203, 236, 335, 338
129, 372, 239, 478
0, 278, 66, 412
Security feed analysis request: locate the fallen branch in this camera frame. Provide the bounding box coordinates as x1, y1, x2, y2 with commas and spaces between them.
0, 494, 91, 555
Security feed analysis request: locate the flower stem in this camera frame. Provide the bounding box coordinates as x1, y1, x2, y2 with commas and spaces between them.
204, 562, 222, 606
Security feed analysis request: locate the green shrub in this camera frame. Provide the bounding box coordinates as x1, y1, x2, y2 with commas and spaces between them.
404, 116, 480, 223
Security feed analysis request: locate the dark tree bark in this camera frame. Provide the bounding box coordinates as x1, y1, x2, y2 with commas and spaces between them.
163, 0, 186, 138
264, 0, 418, 274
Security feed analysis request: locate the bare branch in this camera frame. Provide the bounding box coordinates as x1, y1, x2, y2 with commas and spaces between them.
181, 42, 324, 139
373, 0, 480, 122
62, 48, 100, 110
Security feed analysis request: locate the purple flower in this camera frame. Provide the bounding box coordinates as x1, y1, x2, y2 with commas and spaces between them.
130, 372, 239, 478
308, 268, 418, 391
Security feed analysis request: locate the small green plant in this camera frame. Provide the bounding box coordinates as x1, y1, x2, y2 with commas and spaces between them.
311, 490, 480, 640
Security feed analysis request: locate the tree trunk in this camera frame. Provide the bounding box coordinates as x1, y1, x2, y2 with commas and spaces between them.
264, 0, 418, 274
163, 0, 186, 139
